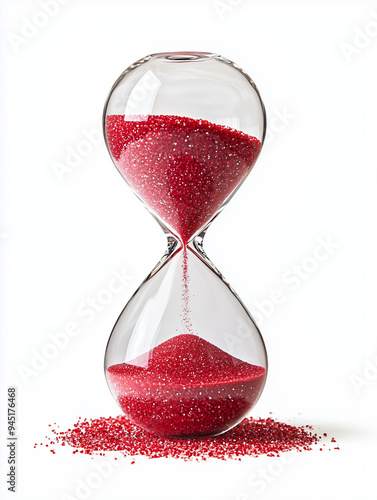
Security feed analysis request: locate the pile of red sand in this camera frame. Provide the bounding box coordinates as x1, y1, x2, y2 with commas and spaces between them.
35, 415, 338, 461
106, 334, 266, 437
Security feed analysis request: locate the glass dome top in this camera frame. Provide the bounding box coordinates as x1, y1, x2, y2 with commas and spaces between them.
104, 51, 266, 141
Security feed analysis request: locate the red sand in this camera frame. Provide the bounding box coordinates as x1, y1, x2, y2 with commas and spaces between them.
105, 114, 261, 243
107, 334, 266, 438
36, 415, 338, 461
104, 114, 265, 439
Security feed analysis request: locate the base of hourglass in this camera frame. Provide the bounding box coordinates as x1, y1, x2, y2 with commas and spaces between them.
106, 334, 266, 438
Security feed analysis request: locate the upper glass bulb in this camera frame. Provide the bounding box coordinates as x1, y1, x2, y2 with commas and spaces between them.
103, 51, 266, 244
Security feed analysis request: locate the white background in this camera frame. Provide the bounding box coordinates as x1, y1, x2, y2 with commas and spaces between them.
1, 1, 377, 499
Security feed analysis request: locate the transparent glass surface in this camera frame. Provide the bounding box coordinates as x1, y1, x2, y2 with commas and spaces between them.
103, 52, 267, 438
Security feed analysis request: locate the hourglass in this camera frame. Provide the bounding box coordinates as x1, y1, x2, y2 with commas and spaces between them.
103, 52, 267, 438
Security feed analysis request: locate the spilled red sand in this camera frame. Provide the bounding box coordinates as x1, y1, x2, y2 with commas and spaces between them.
35, 415, 338, 461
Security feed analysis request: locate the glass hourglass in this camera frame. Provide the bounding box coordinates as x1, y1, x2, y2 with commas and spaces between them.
103, 52, 267, 438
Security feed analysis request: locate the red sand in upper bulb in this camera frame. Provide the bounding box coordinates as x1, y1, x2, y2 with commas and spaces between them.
105, 114, 262, 243
106, 334, 266, 438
